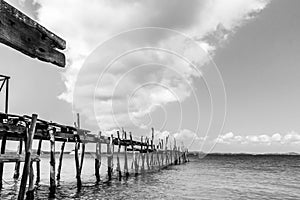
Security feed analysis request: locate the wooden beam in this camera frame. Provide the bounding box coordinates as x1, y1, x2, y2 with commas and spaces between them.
0, 0, 66, 67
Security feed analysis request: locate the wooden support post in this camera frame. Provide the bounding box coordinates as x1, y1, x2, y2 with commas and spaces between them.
123, 130, 129, 178
95, 131, 101, 183
18, 114, 37, 200
13, 139, 23, 180
0, 134, 7, 189
49, 128, 56, 197
107, 135, 113, 181
174, 138, 178, 165
146, 137, 150, 171
157, 144, 160, 169
35, 139, 42, 185
151, 128, 154, 169
79, 142, 85, 174
160, 139, 164, 167
26, 161, 34, 200
178, 146, 181, 164
117, 131, 122, 181
165, 136, 169, 166
74, 135, 81, 190
56, 141, 65, 182
141, 136, 145, 173
130, 132, 138, 175
169, 141, 173, 165
74, 113, 82, 190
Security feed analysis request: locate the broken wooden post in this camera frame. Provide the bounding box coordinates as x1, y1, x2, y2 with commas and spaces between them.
107, 135, 113, 181
35, 139, 42, 185
123, 130, 129, 178
56, 141, 65, 182
49, 128, 56, 197
13, 139, 23, 180
117, 131, 122, 180
95, 131, 101, 183
18, 114, 37, 200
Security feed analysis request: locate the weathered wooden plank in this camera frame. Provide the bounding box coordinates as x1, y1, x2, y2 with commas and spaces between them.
0, 0, 66, 67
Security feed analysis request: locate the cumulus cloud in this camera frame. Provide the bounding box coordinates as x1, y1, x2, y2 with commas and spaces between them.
216, 131, 300, 145
33, 0, 270, 131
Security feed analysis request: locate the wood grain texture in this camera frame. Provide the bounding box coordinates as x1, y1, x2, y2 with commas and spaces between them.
0, 0, 66, 67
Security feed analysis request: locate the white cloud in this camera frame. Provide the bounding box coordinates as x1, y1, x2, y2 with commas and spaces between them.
34, 0, 270, 130
216, 131, 300, 145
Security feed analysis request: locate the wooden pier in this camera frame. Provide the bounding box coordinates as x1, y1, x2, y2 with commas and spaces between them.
0, 1, 189, 199
0, 112, 189, 199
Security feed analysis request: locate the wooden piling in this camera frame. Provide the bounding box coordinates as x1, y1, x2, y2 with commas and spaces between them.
107, 135, 113, 181
74, 113, 82, 190
79, 142, 85, 174
56, 141, 65, 182
18, 114, 37, 200
146, 137, 150, 171
151, 128, 154, 169
49, 128, 56, 197
95, 131, 101, 183
74, 135, 81, 190
123, 130, 129, 177
35, 139, 42, 185
13, 139, 23, 180
26, 161, 35, 200
141, 136, 145, 173
0, 134, 7, 189
130, 132, 138, 175
116, 131, 122, 180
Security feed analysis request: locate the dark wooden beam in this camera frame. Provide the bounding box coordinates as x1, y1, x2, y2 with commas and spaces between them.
0, 0, 66, 67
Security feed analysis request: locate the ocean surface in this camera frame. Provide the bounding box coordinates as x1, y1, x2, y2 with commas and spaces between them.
0, 154, 299, 199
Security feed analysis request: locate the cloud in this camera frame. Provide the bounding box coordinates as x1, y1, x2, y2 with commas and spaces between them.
216, 131, 300, 145
34, 0, 270, 130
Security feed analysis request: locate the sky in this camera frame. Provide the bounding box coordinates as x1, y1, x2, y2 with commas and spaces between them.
1, 0, 300, 153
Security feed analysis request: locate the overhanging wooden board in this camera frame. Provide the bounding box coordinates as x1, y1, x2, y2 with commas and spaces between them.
0, 0, 66, 67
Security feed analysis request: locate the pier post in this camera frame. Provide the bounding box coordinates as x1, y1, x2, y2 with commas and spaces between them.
117, 131, 122, 180
18, 114, 37, 200
74, 135, 81, 190
107, 135, 113, 181
141, 136, 145, 173
49, 128, 56, 197
95, 131, 101, 183
151, 128, 154, 169
79, 142, 85, 174
130, 133, 138, 175
35, 139, 42, 185
0, 134, 7, 189
13, 139, 23, 180
146, 137, 150, 171
26, 161, 35, 200
123, 130, 129, 177
56, 141, 65, 182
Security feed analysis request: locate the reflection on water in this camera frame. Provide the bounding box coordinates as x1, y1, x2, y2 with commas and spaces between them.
1, 154, 300, 199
